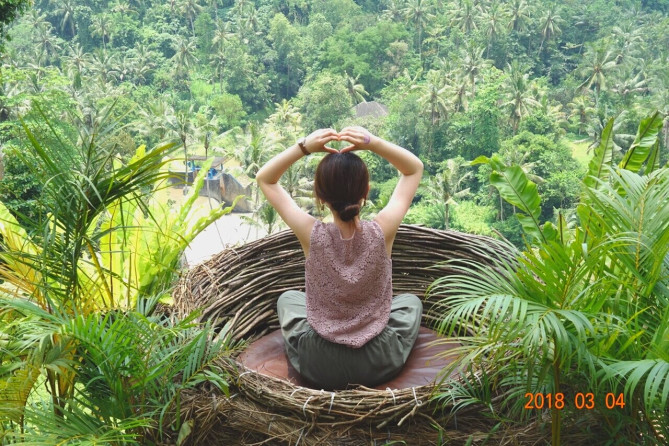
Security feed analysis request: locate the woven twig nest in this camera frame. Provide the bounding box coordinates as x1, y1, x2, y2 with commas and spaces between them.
173, 225, 522, 445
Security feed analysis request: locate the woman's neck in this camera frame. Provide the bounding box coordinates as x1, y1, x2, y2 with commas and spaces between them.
332, 215, 360, 239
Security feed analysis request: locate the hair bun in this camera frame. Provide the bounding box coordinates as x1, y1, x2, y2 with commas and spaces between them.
338, 203, 361, 222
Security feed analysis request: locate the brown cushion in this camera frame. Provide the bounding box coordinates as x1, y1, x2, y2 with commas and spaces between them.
238, 327, 460, 389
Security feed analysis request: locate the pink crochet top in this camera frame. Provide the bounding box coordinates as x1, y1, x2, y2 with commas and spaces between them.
305, 220, 392, 348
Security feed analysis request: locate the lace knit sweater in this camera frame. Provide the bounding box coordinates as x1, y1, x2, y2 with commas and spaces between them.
305, 220, 392, 348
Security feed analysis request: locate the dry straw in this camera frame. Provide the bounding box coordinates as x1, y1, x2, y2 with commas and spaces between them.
173, 225, 590, 444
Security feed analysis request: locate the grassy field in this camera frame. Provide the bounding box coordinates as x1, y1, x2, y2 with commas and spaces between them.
564, 134, 593, 167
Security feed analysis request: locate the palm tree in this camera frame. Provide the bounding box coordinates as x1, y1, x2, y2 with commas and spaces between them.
178, 0, 203, 36
481, 2, 506, 57
414, 69, 450, 125
33, 24, 61, 66
567, 95, 595, 136
611, 22, 643, 67
63, 44, 88, 75
577, 43, 618, 106
586, 111, 634, 154
211, 19, 233, 52
170, 36, 199, 79
128, 43, 156, 85
110, 1, 137, 19
381, 0, 403, 22
434, 146, 669, 444
503, 62, 541, 134
422, 23, 447, 60
402, 0, 435, 59
450, 0, 479, 34
344, 71, 369, 105
169, 107, 195, 185
210, 46, 227, 92
87, 49, 119, 85
52, 0, 77, 37
228, 123, 277, 205
0, 110, 235, 443
89, 13, 112, 52
268, 99, 302, 139
135, 99, 177, 143
611, 70, 648, 105
537, 6, 562, 54
426, 157, 472, 229
506, 0, 531, 33
24, 9, 50, 32
460, 45, 489, 95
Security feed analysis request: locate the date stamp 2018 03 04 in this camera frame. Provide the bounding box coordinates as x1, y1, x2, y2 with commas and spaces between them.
524, 392, 626, 410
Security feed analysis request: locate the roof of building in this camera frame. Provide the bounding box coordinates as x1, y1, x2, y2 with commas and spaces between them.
353, 101, 388, 118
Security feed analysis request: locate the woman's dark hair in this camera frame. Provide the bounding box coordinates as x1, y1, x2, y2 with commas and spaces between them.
314, 152, 369, 222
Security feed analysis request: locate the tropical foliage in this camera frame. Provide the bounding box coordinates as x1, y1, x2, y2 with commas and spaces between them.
0, 114, 235, 444
430, 112, 668, 444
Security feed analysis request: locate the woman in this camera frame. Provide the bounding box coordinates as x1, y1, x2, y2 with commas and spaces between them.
256, 126, 424, 389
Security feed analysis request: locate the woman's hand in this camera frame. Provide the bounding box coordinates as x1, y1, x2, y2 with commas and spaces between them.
338, 126, 374, 153
303, 128, 340, 154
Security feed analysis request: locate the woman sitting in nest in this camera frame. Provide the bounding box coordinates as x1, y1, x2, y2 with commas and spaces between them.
256, 126, 424, 390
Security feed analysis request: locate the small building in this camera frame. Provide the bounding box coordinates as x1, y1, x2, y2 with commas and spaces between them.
353, 101, 388, 119
168, 156, 253, 212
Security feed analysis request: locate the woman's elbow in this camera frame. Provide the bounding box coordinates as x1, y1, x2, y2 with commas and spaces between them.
415, 159, 424, 176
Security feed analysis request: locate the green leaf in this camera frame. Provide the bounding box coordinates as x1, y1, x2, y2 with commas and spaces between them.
177, 419, 193, 446
645, 139, 661, 175
489, 166, 544, 243
619, 111, 663, 173
583, 117, 615, 189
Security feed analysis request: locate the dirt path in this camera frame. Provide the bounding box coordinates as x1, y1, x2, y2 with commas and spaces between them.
156, 186, 268, 266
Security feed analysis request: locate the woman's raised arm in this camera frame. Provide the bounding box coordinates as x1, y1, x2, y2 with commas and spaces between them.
338, 126, 423, 254
256, 128, 339, 254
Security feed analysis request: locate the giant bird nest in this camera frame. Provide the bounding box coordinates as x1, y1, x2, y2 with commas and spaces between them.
172, 225, 589, 445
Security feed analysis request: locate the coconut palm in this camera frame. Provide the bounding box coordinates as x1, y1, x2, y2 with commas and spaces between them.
577, 43, 618, 106
170, 36, 199, 79
506, 0, 531, 33
212, 19, 233, 52
32, 23, 61, 65
402, 0, 435, 59
267, 99, 302, 140
87, 49, 119, 85
89, 13, 112, 51
413, 69, 450, 125
381, 0, 405, 22
426, 157, 472, 230
135, 99, 178, 143
344, 71, 369, 105
611, 22, 644, 67
537, 6, 562, 54
110, 1, 137, 19
611, 70, 649, 105
178, 0, 203, 36
52, 0, 77, 37
567, 95, 596, 136
481, 2, 506, 57
503, 62, 541, 134
460, 45, 489, 95
211, 45, 227, 91
450, 0, 480, 34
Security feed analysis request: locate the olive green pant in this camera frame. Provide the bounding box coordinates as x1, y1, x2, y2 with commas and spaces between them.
277, 291, 422, 390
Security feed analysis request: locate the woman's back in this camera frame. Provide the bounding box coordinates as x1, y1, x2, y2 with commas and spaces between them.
305, 220, 392, 348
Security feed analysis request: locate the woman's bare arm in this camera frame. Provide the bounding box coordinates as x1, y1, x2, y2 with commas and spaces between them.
256, 128, 339, 255
338, 126, 423, 255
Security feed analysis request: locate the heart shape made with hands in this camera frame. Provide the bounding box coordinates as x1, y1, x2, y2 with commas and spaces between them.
308, 127, 371, 154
